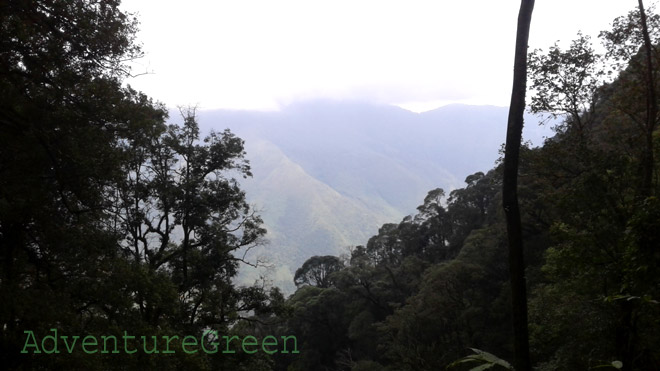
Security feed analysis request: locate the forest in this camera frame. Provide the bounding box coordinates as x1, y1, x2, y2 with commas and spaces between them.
1, 1, 659, 370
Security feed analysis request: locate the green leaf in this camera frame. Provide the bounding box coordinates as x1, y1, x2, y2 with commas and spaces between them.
448, 349, 513, 370
470, 363, 495, 371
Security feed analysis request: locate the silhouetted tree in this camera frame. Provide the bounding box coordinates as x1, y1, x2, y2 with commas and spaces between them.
294, 255, 344, 288
502, 0, 535, 370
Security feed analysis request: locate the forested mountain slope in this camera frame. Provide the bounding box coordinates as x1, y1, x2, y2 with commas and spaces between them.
5, 1, 658, 370
246, 8, 660, 370
191, 103, 552, 289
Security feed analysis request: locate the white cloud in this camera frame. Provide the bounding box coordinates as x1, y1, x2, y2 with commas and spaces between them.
121, 0, 652, 111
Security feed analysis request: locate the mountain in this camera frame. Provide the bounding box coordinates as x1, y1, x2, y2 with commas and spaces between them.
190, 101, 554, 291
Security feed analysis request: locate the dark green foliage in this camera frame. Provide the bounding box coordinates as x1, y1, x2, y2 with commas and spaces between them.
523, 8, 660, 369
3, 1, 660, 370
272, 170, 508, 371
111, 108, 266, 330
1, 1, 154, 368
294, 255, 344, 288
0, 1, 273, 369
271, 6, 660, 371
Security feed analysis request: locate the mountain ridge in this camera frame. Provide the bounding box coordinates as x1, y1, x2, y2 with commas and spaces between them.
187, 101, 555, 291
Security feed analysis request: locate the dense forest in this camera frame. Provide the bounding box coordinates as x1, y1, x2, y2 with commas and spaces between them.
1, 1, 660, 370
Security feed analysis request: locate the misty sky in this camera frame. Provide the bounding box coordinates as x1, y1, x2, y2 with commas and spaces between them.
120, 0, 649, 112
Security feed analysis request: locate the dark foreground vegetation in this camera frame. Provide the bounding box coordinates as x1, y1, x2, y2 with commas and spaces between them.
1, 1, 659, 370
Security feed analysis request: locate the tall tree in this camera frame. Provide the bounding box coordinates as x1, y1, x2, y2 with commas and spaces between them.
294, 255, 344, 288
0, 1, 157, 368
112, 108, 267, 331
600, 4, 660, 199
1, 2, 271, 368
502, 1, 535, 370
527, 33, 603, 140
637, 0, 657, 198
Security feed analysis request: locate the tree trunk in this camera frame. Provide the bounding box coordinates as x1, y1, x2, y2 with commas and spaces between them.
619, 3, 658, 369
638, 0, 657, 198
502, 1, 535, 370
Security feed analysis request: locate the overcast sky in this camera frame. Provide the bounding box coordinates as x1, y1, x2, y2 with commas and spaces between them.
120, 0, 651, 112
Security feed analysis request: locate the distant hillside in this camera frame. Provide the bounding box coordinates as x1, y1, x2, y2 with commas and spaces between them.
190, 101, 554, 291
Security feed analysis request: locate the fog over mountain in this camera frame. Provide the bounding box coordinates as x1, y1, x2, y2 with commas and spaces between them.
190, 101, 554, 291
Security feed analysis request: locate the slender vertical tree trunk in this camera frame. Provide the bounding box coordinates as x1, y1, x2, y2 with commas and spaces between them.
617, 3, 658, 369
502, 1, 534, 370
638, 0, 657, 198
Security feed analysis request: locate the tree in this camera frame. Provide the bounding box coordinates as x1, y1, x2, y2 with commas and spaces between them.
528, 33, 603, 139
1, 2, 271, 368
636, 0, 656, 195
502, 1, 535, 370
380, 227, 513, 371
294, 255, 344, 288
1, 1, 160, 368
285, 285, 352, 371
600, 3, 660, 199
524, 6, 660, 369
598, 8, 660, 367
111, 108, 267, 332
